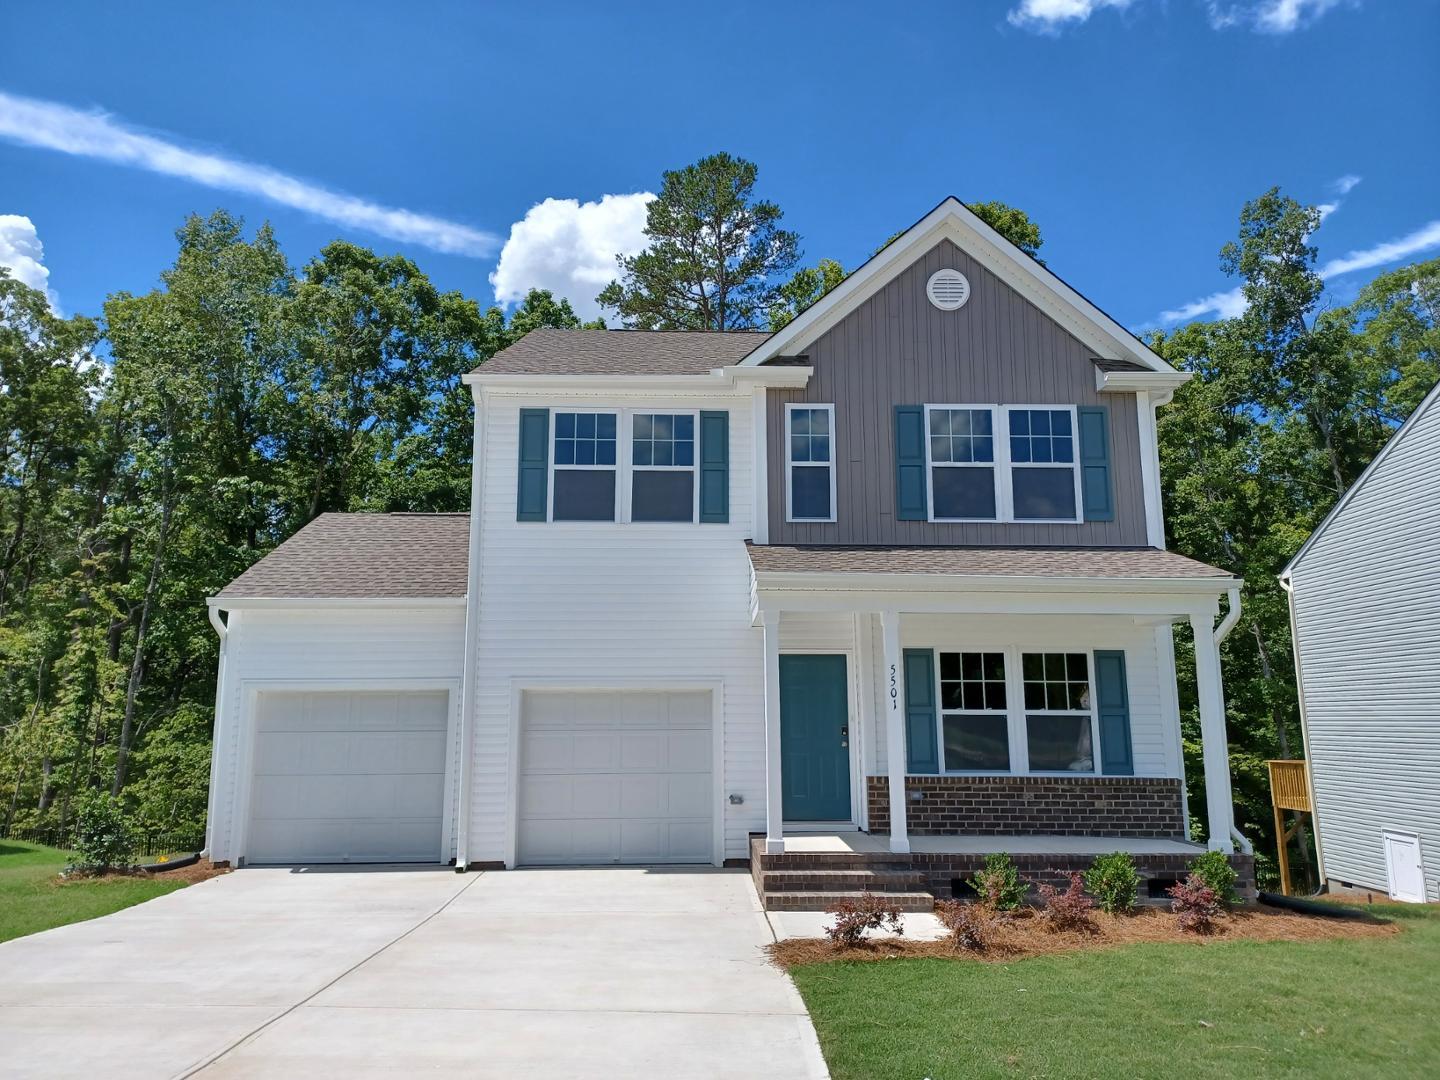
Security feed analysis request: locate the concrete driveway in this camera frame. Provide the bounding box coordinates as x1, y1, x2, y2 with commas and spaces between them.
0, 866, 827, 1079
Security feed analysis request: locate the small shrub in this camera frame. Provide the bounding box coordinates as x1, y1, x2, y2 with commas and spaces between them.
967, 852, 1030, 912
1037, 872, 1096, 933
1084, 851, 1139, 914
69, 792, 135, 874
823, 892, 905, 946
1168, 874, 1220, 933
1188, 850, 1241, 908
935, 899, 991, 952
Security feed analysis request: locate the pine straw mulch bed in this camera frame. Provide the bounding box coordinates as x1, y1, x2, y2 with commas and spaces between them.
768, 906, 1400, 969
59, 858, 232, 887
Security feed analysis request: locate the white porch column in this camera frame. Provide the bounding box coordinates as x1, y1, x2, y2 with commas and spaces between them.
762, 610, 784, 854
880, 610, 910, 855
1190, 612, 1236, 853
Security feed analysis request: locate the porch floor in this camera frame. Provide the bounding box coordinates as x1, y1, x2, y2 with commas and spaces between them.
779, 832, 1204, 855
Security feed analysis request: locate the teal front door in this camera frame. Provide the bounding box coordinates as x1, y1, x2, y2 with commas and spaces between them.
780, 654, 852, 821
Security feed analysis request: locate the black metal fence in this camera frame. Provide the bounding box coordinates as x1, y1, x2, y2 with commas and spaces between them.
0, 824, 203, 859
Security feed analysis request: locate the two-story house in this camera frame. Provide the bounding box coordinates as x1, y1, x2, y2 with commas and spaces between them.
202, 198, 1254, 908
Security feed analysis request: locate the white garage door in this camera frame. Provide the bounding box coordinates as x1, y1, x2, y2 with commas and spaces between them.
518, 690, 714, 865
246, 690, 450, 864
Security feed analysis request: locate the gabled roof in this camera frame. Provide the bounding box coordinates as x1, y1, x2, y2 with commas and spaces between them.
740, 197, 1187, 388
1282, 378, 1440, 579
215, 513, 470, 601
476, 328, 770, 376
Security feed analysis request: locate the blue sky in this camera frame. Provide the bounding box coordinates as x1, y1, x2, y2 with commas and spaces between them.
1, 0, 1436, 331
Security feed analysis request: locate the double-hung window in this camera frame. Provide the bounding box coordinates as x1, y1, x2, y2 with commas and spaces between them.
938, 652, 1010, 771
786, 404, 835, 522
1008, 408, 1078, 521
631, 413, 696, 522
552, 411, 618, 521
1022, 652, 1095, 772
923, 405, 1081, 523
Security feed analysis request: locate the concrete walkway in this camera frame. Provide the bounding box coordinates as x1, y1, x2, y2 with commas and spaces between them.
0, 866, 827, 1079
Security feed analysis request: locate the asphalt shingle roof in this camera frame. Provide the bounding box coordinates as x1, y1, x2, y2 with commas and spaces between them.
746, 544, 1234, 580
217, 513, 470, 599
476, 328, 771, 376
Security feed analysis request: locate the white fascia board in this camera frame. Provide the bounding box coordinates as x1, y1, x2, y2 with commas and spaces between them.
461, 367, 813, 394
1095, 368, 1191, 394
750, 584, 1223, 622
752, 570, 1240, 596
206, 596, 466, 610
741, 197, 1178, 376
1281, 376, 1440, 581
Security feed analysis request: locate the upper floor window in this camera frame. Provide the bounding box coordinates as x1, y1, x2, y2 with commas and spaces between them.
553, 411, 617, 521
786, 404, 836, 522
923, 405, 1081, 524
631, 413, 696, 522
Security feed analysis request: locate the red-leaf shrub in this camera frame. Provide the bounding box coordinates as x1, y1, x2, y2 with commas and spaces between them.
1168, 873, 1221, 933
823, 892, 905, 946
936, 899, 991, 952
1037, 872, 1096, 933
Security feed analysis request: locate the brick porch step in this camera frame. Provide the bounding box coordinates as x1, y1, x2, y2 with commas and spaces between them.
761, 869, 930, 893
763, 889, 936, 912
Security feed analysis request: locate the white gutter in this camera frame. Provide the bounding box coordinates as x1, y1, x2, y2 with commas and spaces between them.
202, 603, 230, 860
1210, 586, 1253, 855
204, 595, 465, 610
1094, 368, 1191, 394
462, 366, 813, 392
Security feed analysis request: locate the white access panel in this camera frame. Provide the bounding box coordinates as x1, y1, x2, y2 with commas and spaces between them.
246, 690, 449, 864
517, 691, 714, 865
1383, 830, 1426, 903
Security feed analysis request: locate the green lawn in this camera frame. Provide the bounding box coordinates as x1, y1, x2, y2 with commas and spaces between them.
792, 903, 1440, 1079
0, 840, 189, 944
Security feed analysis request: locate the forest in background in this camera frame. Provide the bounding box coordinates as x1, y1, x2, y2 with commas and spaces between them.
1, 154, 1435, 885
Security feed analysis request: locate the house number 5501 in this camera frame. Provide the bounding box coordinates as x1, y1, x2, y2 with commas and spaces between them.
889, 663, 898, 711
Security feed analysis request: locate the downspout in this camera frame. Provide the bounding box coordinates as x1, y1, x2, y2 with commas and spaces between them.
203, 602, 230, 860
1278, 573, 1325, 884
453, 391, 486, 871
1211, 587, 1253, 855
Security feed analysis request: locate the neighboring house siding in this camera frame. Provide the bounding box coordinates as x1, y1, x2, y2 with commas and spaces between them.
1289, 392, 1440, 901
209, 607, 467, 864
469, 394, 763, 864
765, 239, 1148, 546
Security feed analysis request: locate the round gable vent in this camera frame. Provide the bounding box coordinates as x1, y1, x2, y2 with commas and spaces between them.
927, 268, 971, 311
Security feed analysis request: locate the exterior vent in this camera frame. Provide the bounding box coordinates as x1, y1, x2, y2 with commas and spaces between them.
926, 268, 971, 311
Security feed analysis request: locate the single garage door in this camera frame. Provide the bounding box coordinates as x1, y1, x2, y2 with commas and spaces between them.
518, 690, 713, 865
246, 690, 449, 864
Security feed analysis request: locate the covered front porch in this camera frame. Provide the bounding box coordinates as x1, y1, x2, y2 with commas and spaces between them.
747, 544, 1249, 911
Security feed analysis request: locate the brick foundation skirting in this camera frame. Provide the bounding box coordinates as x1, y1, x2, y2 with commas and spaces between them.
867, 775, 1186, 837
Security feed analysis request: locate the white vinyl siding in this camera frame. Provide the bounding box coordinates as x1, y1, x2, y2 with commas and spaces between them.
472, 394, 762, 864
1288, 389, 1440, 901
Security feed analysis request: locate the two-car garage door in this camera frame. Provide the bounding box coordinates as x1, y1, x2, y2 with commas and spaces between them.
246, 690, 449, 864
517, 690, 714, 865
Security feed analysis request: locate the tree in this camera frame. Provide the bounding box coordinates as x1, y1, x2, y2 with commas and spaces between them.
597, 153, 800, 330
875, 199, 1045, 262
768, 258, 847, 330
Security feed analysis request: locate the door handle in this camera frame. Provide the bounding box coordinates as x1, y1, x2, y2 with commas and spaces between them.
840, 725, 848, 748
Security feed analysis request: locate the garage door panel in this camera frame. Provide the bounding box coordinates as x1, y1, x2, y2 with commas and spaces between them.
518, 690, 713, 865
246, 691, 448, 864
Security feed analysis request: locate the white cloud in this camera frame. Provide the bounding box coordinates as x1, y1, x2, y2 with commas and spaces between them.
1157, 285, 1249, 326
1206, 0, 1351, 32
1332, 174, 1362, 196
1317, 173, 1362, 221
1007, 0, 1138, 31
489, 193, 655, 322
1320, 220, 1440, 278
0, 214, 60, 309
0, 90, 497, 258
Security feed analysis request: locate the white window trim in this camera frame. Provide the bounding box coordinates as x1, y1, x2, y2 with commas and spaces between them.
784, 402, 837, 523
922, 404, 1083, 525
546, 407, 701, 525
934, 645, 1101, 777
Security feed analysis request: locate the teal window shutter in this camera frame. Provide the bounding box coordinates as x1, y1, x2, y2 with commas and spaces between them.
699, 410, 729, 523
1094, 649, 1134, 775
902, 648, 939, 774
1078, 406, 1114, 522
894, 405, 927, 521
516, 408, 549, 521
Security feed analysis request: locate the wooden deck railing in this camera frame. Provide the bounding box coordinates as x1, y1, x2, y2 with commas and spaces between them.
1267, 760, 1313, 895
